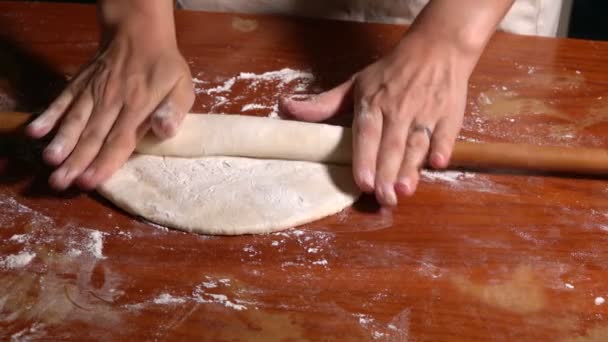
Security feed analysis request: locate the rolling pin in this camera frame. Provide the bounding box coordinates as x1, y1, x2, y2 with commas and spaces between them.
2, 111, 608, 175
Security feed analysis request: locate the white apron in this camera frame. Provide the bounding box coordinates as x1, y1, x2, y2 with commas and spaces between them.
177, 0, 569, 37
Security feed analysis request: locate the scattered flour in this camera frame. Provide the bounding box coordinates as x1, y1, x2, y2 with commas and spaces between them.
9, 322, 45, 341
421, 170, 475, 183
242, 103, 273, 112
128, 276, 249, 311
0, 251, 36, 269
356, 313, 375, 326
201, 281, 219, 289
372, 331, 385, 339
0, 196, 54, 228
9, 234, 30, 243
87, 231, 106, 259
193, 68, 315, 117
192, 284, 247, 311
153, 293, 188, 305
67, 249, 83, 257
595, 297, 605, 306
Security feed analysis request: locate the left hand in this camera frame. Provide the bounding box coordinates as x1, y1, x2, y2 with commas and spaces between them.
280, 33, 474, 207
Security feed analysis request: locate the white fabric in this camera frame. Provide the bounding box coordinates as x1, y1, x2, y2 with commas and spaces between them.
177, 0, 564, 37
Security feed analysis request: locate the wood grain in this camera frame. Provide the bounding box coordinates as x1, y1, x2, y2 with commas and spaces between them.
2, 2, 608, 341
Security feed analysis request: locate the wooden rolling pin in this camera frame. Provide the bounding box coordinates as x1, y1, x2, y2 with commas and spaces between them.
2, 111, 608, 175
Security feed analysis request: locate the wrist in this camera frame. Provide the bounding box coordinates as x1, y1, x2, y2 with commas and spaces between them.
98, 0, 176, 46
406, 24, 486, 70
394, 30, 480, 79
402, 0, 515, 73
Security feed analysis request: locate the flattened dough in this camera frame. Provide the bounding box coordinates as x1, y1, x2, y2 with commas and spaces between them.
98, 156, 359, 235
97, 114, 360, 235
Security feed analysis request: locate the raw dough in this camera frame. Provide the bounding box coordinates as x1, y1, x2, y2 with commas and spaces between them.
135, 114, 353, 164
98, 114, 360, 235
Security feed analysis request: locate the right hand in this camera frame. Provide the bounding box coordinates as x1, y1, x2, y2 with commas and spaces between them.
26, 1, 194, 191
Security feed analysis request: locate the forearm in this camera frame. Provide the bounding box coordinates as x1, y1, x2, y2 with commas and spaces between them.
407, 0, 515, 70
97, 0, 176, 44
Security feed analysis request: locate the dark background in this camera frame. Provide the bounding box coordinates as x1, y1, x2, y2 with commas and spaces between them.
6, 0, 608, 41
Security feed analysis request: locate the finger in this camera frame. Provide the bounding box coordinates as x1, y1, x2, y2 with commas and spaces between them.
48, 100, 123, 190
429, 115, 462, 169
42, 89, 95, 166
151, 76, 195, 139
26, 66, 95, 138
352, 100, 382, 193
279, 78, 354, 122
374, 113, 410, 207
76, 106, 151, 189
395, 123, 434, 197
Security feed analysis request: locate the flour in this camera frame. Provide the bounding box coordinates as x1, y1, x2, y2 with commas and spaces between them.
131, 277, 248, 311
153, 293, 187, 305
192, 283, 247, 311
595, 297, 605, 305
0, 251, 36, 269
421, 170, 475, 183
238, 68, 314, 84
0, 196, 54, 228
9, 234, 30, 243
419, 169, 506, 194
242, 103, 273, 111
87, 231, 106, 259
193, 68, 316, 117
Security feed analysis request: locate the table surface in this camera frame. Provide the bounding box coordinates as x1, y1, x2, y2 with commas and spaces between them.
2, 2, 608, 341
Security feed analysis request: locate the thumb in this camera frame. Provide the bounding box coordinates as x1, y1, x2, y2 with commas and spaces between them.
151, 76, 195, 139
280, 78, 354, 122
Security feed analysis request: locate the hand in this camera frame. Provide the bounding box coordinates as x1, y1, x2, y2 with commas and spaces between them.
281, 34, 473, 206
26, 2, 194, 191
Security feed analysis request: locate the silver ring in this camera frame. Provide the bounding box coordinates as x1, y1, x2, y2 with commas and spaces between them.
410, 124, 433, 140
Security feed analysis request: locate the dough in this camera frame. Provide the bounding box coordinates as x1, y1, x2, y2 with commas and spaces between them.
136, 114, 353, 164
98, 114, 360, 235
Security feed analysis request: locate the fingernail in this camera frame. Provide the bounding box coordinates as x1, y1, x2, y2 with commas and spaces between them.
431, 152, 445, 168
381, 183, 397, 206
395, 178, 412, 196
45, 142, 64, 158
50, 167, 69, 189
289, 94, 313, 102
28, 116, 47, 131
359, 170, 375, 190
160, 117, 177, 135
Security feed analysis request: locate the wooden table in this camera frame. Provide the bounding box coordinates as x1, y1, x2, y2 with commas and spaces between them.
2, 2, 608, 341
